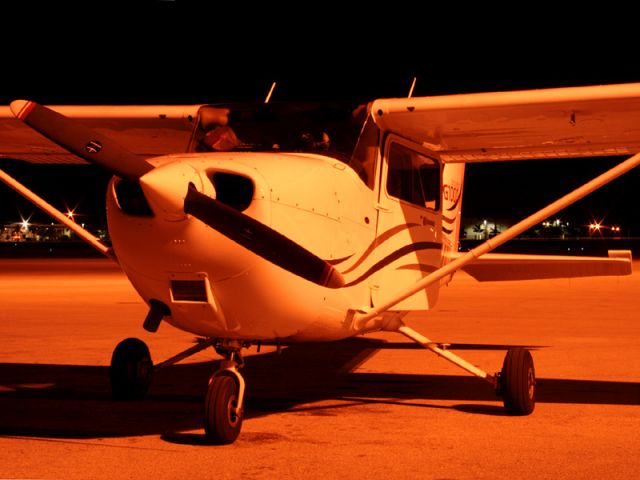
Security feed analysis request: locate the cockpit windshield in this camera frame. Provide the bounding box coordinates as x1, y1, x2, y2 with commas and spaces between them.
188, 102, 378, 187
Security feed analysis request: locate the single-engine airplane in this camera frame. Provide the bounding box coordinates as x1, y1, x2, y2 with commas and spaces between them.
1, 83, 639, 444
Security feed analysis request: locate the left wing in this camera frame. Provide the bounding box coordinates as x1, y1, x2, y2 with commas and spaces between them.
0, 104, 202, 163
458, 250, 632, 282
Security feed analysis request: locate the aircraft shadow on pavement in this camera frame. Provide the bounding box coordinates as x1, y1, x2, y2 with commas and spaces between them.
0, 338, 638, 441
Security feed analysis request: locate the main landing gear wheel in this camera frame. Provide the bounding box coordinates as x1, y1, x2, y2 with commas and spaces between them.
500, 348, 536, 415
204, 372, 243, 444
109, 338, 153, 400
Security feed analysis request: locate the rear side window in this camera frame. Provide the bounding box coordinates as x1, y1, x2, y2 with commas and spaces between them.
386, 142, 440, 210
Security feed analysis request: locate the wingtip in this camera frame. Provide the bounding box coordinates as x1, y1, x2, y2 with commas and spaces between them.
9, 100, 36, 120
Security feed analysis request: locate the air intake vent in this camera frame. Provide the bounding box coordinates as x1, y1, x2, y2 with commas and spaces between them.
211, 173, 254, 211
114, 179, 154, 217
170, 280, 208, 302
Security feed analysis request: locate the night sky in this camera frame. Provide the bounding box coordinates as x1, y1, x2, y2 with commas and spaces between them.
1, 4, 639, 233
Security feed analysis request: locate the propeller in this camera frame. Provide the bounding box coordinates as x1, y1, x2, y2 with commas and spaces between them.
11, 100, 345, 289
184, 184, 345, 289
10, 100, 153, 181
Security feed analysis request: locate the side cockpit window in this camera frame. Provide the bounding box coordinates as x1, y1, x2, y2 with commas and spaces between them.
386, 142, 440, 210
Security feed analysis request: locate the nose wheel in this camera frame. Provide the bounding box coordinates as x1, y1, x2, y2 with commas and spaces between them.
205, 372, 243, 444
204, 345, 246, 444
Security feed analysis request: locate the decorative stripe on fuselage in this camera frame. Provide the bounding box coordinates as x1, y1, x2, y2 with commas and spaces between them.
445, 193, 462, 212
343, 241, 441, 287
396, 264, 439, 274
326, 254, 354, 266
442, 214, 457, 225
339, 223, 420, 274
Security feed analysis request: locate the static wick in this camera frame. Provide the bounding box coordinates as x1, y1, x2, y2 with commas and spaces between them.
408, 77, 417, 98
265, 82, 277, 104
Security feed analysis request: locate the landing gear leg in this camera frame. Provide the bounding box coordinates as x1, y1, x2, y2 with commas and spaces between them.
204, 342, 246, 444
396, 324, 536, 415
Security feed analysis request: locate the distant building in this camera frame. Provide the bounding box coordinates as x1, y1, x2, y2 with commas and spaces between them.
462, 217, 586, 240
462, 218, 511, 240
1, 223, 74, 242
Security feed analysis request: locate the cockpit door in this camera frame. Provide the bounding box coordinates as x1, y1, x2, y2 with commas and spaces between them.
370, 135, 442, 310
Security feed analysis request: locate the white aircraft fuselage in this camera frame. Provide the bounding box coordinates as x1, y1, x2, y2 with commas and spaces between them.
108, 151, 457, 342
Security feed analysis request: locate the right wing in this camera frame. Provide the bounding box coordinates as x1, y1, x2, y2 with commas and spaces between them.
459, 250, 632, 282
0, 104, 202, 163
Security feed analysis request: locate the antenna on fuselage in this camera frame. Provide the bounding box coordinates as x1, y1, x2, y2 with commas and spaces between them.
408, 77, 417, 98
265, 82, 277, 103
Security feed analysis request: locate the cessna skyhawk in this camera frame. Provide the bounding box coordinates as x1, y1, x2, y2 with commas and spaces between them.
0, 83, 637, 443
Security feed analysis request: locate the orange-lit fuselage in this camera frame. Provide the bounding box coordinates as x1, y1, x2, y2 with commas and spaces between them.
106, 151, 446, 342
106, 153, 368, 341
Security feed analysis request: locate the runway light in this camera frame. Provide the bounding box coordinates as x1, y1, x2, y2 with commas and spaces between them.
66, 210, 75, 220
19, 214, 31, 231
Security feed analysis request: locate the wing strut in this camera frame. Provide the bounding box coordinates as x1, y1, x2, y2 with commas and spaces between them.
355, 151, 640, 323
397, 324, 496, 383
0, 168, 114, 260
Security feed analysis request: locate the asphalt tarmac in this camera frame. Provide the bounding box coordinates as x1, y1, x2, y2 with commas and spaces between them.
0, 258, 639, 479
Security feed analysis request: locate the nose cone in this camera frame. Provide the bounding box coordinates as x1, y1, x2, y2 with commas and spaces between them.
139, 161, 209, 221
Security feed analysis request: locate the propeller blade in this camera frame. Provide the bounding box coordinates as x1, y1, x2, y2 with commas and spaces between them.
184, 184, 345, 289
10, 100, 153, 181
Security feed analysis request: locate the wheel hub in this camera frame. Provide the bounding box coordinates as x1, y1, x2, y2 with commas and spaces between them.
227, 395, 240, 426
527, 367, 535, 399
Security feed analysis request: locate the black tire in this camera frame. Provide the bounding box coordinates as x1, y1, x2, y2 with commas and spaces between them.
204, 373, 243, 444
109, 338, 153, 400
500, 348, 535, 415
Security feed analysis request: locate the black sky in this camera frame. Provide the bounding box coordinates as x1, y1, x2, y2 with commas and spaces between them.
1, 4, 639, 232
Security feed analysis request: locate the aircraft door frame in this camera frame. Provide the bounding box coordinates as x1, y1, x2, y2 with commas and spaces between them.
370, 134, 442, 310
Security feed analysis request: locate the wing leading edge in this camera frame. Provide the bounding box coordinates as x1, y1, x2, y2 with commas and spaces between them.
371, 83, 640, 162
